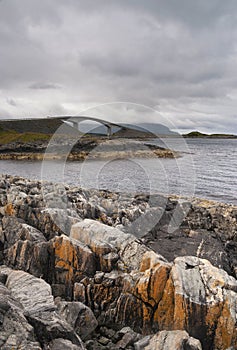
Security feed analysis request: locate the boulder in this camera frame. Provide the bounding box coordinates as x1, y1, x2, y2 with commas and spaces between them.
140, 330, 202, 350
0, 281, 42, 349
155, 257, 237, 350
71, 219, 150, 271
57, 300, 98, 340
1, 267, 84, 348
0, 216, 46, 249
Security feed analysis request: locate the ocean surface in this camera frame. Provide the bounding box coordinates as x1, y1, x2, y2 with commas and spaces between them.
0, 138, 236, 205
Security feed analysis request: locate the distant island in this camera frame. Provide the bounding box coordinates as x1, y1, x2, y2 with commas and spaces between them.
183, 130, 237, 139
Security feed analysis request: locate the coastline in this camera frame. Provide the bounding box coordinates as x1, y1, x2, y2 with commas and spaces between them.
0, 174, 236, 349
0, 138, 179, 160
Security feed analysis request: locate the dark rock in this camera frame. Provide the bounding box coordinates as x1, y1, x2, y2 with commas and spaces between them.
57, 300, 98, 340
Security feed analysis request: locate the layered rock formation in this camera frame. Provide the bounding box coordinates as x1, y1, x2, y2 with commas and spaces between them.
0, 174, 236, 349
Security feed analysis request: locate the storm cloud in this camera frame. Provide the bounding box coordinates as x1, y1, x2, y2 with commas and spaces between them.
0, 0, 237, 133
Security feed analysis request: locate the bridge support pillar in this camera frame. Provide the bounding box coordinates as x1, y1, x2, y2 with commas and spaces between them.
72, 121, 79, 130
106, 125, 112, 138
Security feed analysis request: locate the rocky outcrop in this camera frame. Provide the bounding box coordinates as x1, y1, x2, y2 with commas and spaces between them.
0, 174, 236, 349
0, 138, 179, 160
0, 275, 42, 349
0, 267, 85, 349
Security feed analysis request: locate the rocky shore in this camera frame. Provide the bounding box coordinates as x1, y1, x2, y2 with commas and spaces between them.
0, 138, 178, 160
0, 174, 236, 349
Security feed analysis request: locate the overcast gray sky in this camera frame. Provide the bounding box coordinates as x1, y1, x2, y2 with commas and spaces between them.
0, 0, 237, 133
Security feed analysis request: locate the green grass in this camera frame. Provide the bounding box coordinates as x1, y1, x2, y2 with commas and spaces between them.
0, 129, 51, 145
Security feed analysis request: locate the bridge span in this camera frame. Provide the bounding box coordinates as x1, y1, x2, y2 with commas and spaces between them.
0, 116, 127, 137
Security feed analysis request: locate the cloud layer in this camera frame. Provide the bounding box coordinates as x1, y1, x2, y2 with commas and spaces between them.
0, 0, 237, 133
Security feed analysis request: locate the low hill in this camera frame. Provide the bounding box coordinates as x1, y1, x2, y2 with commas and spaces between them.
0, 117, 65, 134
183, 130, 237, 139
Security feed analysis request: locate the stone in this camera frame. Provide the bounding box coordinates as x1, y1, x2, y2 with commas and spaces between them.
134, 335, 152, 350
48, 338, 85, 349
1, 267, 84, 348
70, 219, 131, 254
144, 330, 202, 350
98, 336, 110, 345
52, 234, 96, 298
0, 175, 237, 349
116, 331, 139, 349
155, 257, 237, 350
0, 280, 42, 349
57, 300, 98, 340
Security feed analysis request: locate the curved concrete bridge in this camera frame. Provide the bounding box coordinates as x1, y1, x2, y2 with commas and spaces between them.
61, 116, 126, 137
0, 116, 127, 137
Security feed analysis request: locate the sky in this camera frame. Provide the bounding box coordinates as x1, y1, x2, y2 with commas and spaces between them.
0, 0, 237, 133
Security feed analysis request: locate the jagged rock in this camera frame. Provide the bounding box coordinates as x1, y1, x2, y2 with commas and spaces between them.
56, 300, 98, 340
142, 330, 202, 350
0, 175, 237, 349
74, 252, 237, 349
0, 216, 46, 250
144, 226, 233, 276
2, 233, 96, 299
3, 239, 49, 278
71, 219, 149, 271
71, 219, 131, 253
134, 335, 152, 349
0, 267, 85, 348
51, 234, 96, 298
155, 257, 237, 350
48, 338, 82, 350
135, 251, 171, 308
0, 281, 42, 349
115, 327, 141, 348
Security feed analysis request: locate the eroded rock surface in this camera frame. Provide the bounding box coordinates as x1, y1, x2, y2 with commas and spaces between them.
0, 267, 85, 349
138, 330, 202, 350
0, 174, 236, 349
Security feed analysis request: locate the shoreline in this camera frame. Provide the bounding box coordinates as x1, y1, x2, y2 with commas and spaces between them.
0, 149, 179, 161
0, 138, 179, 160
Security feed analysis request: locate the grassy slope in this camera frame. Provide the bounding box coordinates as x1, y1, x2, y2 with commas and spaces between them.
0, 128, 51, 145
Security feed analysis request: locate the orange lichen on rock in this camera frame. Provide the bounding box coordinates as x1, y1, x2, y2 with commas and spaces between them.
154, 275, 175, 330
4, 203, 15, 216
213, 294, 237, 350
136, 251, 171, 307
52, 235, 96, 295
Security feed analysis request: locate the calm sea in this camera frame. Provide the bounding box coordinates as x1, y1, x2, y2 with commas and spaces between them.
0, 138, 236, 205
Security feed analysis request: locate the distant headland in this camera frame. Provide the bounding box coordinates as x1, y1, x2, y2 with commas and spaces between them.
183, 130, 237, 139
